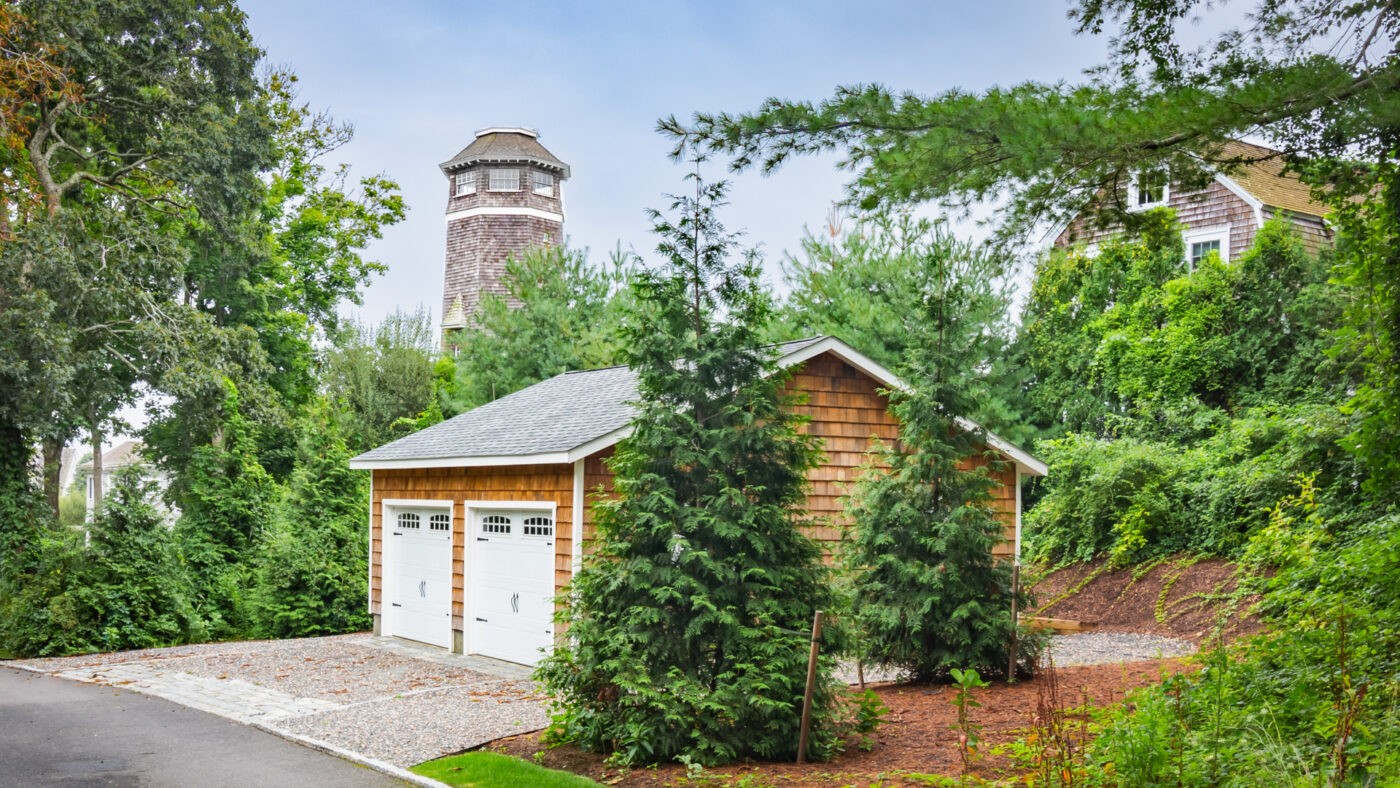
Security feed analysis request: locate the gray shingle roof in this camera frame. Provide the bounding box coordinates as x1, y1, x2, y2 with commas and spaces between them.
439, 129, 570, 178
355, 364, 636, 463
352, 338, 825, 465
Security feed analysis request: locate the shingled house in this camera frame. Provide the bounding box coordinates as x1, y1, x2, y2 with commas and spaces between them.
349, 336, 1046, 665
1054, 140, 1332, 266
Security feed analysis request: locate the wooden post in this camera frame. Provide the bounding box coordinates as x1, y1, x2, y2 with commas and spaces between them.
1008, 563, 1020, 683
797, 610, 825, 764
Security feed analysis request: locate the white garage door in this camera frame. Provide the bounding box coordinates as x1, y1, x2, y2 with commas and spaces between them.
386, 508, 453, 649
470, 508, 556, 665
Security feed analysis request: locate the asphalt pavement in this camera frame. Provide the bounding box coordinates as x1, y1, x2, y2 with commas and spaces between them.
0, 666, 405, 787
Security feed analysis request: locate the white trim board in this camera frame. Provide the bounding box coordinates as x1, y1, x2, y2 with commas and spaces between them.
445, 206, 564, 224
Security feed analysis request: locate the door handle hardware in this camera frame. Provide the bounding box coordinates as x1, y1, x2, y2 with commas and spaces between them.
393, 532, 403, 536
475, 617, 488, 622
477, 537, 489, 542
391, 603, 402, 608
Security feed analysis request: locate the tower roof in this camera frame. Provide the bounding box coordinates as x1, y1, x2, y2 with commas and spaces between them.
439, 127, 570, 178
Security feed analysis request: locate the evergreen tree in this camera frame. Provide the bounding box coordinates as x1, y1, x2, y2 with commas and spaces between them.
843, 237, 1028, 681
75, 469, 201, 652
537, 173, 840, 766
173, 380, 279, 638
251, 401, 370, 638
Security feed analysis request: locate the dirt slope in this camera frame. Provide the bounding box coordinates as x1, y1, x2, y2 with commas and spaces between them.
1028, 556, 1265, 644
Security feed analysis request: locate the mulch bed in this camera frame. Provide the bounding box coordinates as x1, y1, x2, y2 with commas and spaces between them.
484, 659, 1196, 786
476, 558, 1250, 785
1028, 556, 1265, 645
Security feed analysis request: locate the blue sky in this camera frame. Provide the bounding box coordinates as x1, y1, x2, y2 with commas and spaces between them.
238, 1, 1112, 326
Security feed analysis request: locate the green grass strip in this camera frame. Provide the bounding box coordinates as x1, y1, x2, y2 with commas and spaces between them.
411, 751, 600, 787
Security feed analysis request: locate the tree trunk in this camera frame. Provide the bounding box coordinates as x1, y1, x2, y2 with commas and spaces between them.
90, 421, 104, 520
41, 435, 62, 520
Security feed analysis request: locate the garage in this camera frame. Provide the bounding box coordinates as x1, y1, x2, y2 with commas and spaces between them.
384, 506, 453, 649
469, 507, 556, 665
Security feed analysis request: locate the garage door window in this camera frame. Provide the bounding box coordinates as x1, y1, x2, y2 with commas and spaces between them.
523, 516, 554, 537
482, 514, 511, 534
398, 512, 421, 529
429, 513, 451, 531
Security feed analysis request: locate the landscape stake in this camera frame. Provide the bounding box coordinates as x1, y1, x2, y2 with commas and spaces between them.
1009, 563, 1020, 682
797, 609, 825, 764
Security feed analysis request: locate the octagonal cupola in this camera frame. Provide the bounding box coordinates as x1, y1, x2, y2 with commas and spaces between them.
438, 127, 570, 342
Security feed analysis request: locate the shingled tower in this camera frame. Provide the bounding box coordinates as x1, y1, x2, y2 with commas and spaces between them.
438, 128, 570, 343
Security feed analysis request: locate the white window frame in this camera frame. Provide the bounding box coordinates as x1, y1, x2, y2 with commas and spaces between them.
488, 168, 520, 192
1128, 168, 1170, 211
455, 171, 476, 196
1182, 224, 1231, 270
531, 171, 554, 196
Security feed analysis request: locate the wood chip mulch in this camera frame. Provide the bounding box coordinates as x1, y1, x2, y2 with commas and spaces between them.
486, 658, 1197, 786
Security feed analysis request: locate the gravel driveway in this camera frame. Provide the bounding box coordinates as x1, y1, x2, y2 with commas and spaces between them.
12, 634, 548, 770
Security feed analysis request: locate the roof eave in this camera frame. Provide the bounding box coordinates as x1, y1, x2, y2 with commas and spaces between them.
438, 156, 571, 178
349, 451, 575, 471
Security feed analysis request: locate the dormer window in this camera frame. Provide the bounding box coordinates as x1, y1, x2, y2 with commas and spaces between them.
532, 171, 554, 196
1129, 168, 1169, 210
488, 169, 519, 191
455, 171, 476, 196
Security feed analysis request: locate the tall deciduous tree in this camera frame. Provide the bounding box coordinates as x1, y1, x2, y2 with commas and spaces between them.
322, 307, 441, 454
537, 173, 840, 766
0, 0, 268, 516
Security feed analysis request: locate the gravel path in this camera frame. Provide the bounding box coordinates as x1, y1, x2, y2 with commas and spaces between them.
1047, 631, 1196, 665
840, 630, 1196, 684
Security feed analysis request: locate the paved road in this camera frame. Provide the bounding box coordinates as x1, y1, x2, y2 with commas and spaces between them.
0, 666, 404, 787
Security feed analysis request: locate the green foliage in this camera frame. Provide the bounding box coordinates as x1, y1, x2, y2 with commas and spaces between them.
1026, 403, 1358, 563
779, 214, 1031, 445
1332, 157, 1400, 505
536, 174, 840, 766
950, 667, 990, 771
449, 245, 633, 412
1088, 512, 1400, 784
0, 469, 200, 656
250, 402, 370, 638
841, 231, 1030, 681
322, 307, 440, 454
172, 381, 278, 638
667, 2, 1398, 249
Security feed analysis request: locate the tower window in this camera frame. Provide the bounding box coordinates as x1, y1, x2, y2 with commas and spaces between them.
455, 171, 476, 196
532, 171, 554, 196
488, 169, 519, 191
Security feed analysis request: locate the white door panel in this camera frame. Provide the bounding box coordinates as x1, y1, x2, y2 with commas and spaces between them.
469, 508, 555, 665
386, 507, 452, 649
